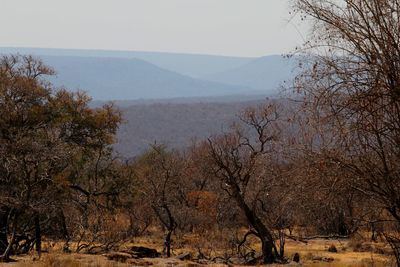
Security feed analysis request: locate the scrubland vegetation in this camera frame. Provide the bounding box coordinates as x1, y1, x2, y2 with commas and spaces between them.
1, 0, 400, 266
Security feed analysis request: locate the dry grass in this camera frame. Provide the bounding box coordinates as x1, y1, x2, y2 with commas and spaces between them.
0, 236, 396, 266
0, 254, 126, 267
1, 254, 220, 267
282, 239, 395, 267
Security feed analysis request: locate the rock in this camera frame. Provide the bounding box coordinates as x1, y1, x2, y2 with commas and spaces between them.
105, 252, 132, 263
129, 246, 160, 258
328, 244, 338, 253
293, 253, 300, 263
176, 252, 192, 261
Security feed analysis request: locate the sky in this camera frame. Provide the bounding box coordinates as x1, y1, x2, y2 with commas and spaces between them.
0, 0, 308, 57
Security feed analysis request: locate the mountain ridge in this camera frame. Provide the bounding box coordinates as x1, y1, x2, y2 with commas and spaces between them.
0, 47, 293, 101
0, 47, 254, 77
39, 55, 251, 100
204, 55, 296, 91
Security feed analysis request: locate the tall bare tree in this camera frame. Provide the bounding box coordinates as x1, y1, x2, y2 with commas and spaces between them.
205, 103, 289, 264
293, 0, 400, 263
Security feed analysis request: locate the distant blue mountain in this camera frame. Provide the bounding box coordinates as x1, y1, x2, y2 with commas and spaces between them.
0, 47, 295, 101
0, 47, 252, 77
204, 55, 296, 92
38, 55, 249, 100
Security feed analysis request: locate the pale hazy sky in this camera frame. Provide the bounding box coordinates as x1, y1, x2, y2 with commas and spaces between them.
0, 0, 308, 57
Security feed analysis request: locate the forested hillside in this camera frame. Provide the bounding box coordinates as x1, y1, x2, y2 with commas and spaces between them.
114, 99, 265, 158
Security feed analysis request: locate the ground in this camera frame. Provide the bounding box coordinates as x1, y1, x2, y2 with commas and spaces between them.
0, 238, 395, 267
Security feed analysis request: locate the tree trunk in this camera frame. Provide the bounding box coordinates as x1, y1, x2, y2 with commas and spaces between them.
59, 210, 71, 253
0, 234, 7, 256
279, 230, 285, 258
370, 222, 377, 242
0, 229, 15, 262
261, 238, 274, 264
0, 212, 17, 262
34, 214, 41, 258
164, 230, 172, 257
231, 185, 277, 264
0, 208, 9, 255
156, 204, 175, 258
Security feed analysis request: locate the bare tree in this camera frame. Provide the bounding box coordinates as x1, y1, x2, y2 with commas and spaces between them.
134, 145, 189, 257
293, 0, 400, 264
205, 103, 289, 264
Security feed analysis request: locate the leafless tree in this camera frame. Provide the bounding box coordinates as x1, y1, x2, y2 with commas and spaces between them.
205, 103, 290, 264
292, 0, 400, 264
134, 145, 189, 257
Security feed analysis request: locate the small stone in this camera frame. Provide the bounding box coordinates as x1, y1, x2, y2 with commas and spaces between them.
328, 244, 338, 253
293, 252, 300, 263
129, 246, 160, 258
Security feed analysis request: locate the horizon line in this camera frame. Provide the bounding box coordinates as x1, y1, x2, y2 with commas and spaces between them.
0, 46, 288, 59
